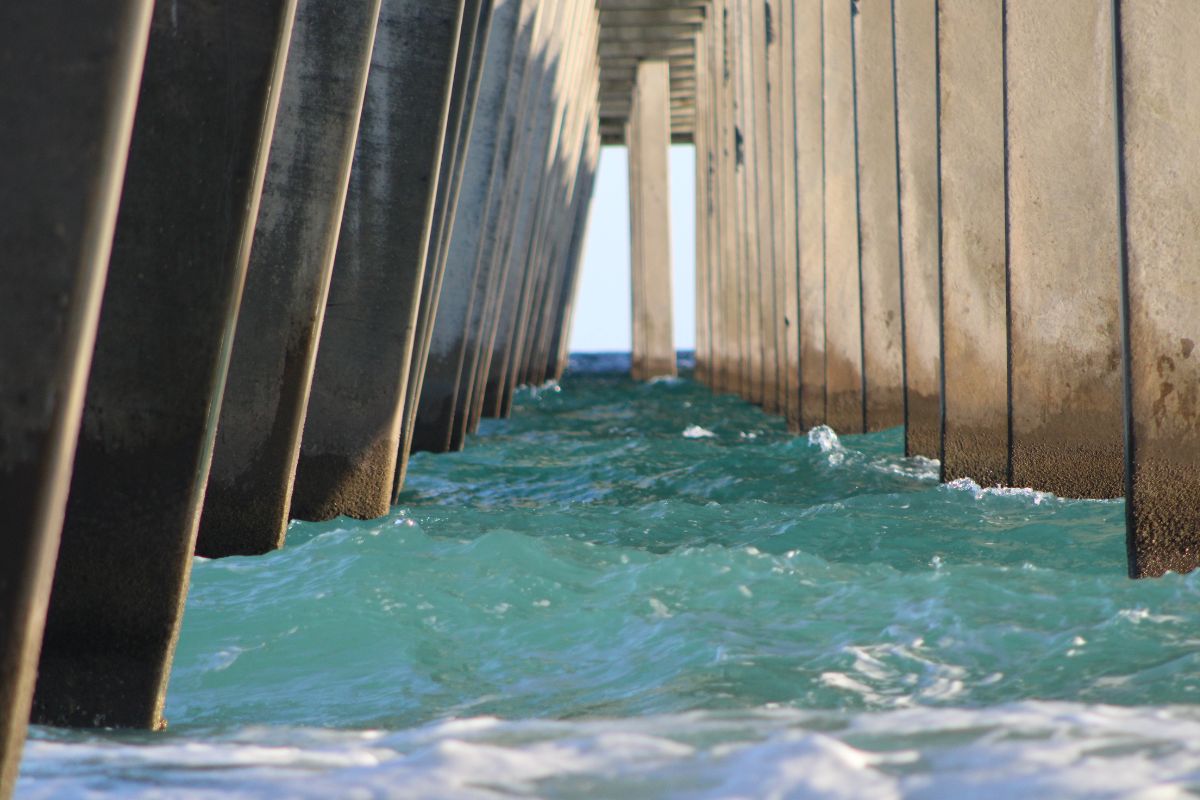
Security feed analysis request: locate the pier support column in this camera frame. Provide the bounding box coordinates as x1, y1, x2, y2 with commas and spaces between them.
775, 0, 802, 430
499, 0, 593, 404
33, 0, 297, 730
483, 0, 569, 417
414, 0, 520, 456
1116, 0, 1200, 577
628, 59, 676, 381
460, 0, 541, 438
852, 0, 904, 432
713, 0, 742, 397
694, 22, 713, 388
823, 0, 865, 433
546, 131, 601, 381
751, 0, 780, 412
196, 0, 382, 558
938, 0, 1008, 485
522, 17, 600, 392
290, 0, 464, 522
399, 0, 489, 483
0, 3, 151, 791
795, 0, 827, 431
1006, 0, 1123, 497
892, 0, 940, 458
734, 2, 763, 403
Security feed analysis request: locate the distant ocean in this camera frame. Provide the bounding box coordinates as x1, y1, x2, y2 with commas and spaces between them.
18, 353, 1200, 798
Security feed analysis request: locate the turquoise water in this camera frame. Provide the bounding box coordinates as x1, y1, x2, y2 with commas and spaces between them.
18, 353, 1200, 798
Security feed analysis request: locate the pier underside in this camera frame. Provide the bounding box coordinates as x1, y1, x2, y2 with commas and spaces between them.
2, 0, 1200, 795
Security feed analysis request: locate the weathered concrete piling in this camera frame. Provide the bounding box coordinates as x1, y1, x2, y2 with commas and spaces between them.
0, 4, 152, 792
1006, 0, 1124, 499
197, 0, 383, 558
11, 0, 1200, 790
822, 0, 866, 434
32, 0, 297, 733
690, 0, 1200, 576
398, 0, 490, 489
1115, 0, 1200, 578
853, 0, 904, 433
937, 0, 1008, 486
892, 0, 939, 460
413, 0, 522, 457
289, 0, 464, 523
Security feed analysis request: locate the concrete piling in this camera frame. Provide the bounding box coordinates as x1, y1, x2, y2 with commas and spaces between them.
32, 0, 297, 730
937, 0, 1009, 485
483, 0, 566, 417
852, 0, 904, 432
794, 0, 827, 431
413, 0, 522, 457
891, 0, 939, 459
750, 0, 780, 413
0, 2, 152, 790
457, 0, 542, 440
775, 0, 803, 431
1005, 0, 1124, 498
1114, 0, 1200, 578
197, 0, 382, 558
290, 0, 464, 522
628, 60, 677, 381
398, 0, 489, 485
502, 1, 596, 399
822, 0, 865, 434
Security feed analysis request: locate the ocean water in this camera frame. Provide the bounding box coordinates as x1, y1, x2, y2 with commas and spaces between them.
17, 353, 1200, 799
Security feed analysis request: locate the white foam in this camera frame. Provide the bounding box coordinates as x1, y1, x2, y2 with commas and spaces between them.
943, 477, 1058, 505
21, 704, 1200, 799
682, 425, 717, 439
807, 425, 843, 454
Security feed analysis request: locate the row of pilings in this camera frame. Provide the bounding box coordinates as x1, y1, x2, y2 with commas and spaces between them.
0, 0, 600, 794
670, 0, 1199, 584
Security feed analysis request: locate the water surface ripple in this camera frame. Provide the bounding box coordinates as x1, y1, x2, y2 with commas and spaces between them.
19, 354, 1200, 798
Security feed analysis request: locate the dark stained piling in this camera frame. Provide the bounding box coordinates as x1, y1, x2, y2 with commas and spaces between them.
0, 2, 152, 791
852, 0, 905, 432
892, 0, 940, 459
938, 0, 1009, 486
473, 0, 552, 426
1115, 0, 1200, 577
398, 0, 489, 485
822, 0, 866, 434
290, 0, 464, 522
1005, 0, 1123, 498
197, 0, 382, 558
795, 0, 827, 431
32, 0, 297, 730
457, 0, 542, 443
485, 1, 571, 416
413, 0, 523, 456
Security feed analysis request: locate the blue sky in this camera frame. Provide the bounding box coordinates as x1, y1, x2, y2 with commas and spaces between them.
569, 145, 696, 352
